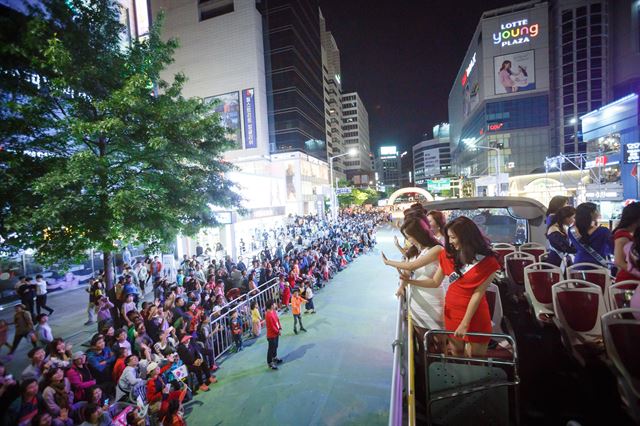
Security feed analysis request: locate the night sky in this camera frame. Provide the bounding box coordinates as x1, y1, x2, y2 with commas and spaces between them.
319, 0, 518, 154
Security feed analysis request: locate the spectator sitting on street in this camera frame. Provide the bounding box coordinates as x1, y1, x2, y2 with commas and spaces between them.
47, 338, 72, 370
65, 352, 95, 402
21, 347, 48, 382
85, 335, 114, 385
7, 378, 47, 426
41, 367, 76, 424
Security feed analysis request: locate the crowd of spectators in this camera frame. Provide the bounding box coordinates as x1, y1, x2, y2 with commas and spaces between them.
1, 211, 386, 426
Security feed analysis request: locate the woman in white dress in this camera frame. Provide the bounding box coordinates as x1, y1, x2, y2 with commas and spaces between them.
383, 215, 445, 336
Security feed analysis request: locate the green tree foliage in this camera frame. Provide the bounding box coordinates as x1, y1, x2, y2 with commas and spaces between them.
0, 0, 241, 284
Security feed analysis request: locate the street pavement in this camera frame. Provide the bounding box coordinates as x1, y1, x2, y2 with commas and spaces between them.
185, 227, 400, 426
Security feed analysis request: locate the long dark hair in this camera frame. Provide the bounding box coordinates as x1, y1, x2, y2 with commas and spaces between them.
427, 210, 446, 234
548, 206, 576, 235
401, 216, 441, 250
499, 60, 512, 73
444, 216, 495, 275
546, 195, 569, 217
574, 202, 598, 243
612, 202, 640, 234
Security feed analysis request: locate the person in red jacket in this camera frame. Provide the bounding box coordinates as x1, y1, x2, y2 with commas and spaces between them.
265, 299, 283, 370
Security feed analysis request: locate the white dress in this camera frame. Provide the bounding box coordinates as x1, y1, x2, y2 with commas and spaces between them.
409, 247, 445, 330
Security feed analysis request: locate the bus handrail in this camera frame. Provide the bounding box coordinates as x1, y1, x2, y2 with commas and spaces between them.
388, 294, 406, 426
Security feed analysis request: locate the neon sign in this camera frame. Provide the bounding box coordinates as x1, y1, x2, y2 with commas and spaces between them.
493, 19, 539, 47
460, 53, 477, 86
488, 122, 504, 131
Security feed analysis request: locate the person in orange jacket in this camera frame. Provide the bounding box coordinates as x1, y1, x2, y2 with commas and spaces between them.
290, 288, 307, 334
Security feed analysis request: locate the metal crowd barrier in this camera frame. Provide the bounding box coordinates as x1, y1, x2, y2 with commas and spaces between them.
208, 276, 281, 361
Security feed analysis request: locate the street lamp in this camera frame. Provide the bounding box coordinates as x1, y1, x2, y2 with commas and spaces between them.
462, 138, 503, 196
329, 148, 357, 221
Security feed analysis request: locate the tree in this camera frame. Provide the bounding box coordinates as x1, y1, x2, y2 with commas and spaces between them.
0, 0, 241, 287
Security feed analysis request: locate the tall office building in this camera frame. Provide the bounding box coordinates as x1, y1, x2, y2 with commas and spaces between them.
260, 0, 326, 160
341, 92, 373, 186
374, 146, 403, 190
413, 123, 452, 184
320, 11, 345, 174
449, 0, 640, 180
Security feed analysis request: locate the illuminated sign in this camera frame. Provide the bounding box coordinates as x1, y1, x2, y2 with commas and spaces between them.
380, 146, 397, 156
585, 155, 608, 168
488, 122, 504, 131
492, 19, 539, 47
242, 88, 257, 149
624, 143, 640, 164
461, 53, 477, 86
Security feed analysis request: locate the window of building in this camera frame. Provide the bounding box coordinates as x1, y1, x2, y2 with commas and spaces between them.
576, 39, 587, 50
562, 33, 573, 44
577, 28, 587, 38
577, 81, 587, 92
562, 52, 573, 64
591, 68, 602, 78
591, 25, 602, 35
577, 70, 588, 81
199, 0, 234, 21
562, 10, 573, 23
563, 64, 573, 75
576, 16, 587, 28
590, 3, 602, 13
563, 74, 574, 85
576, 60, 587, 72
576, 6, 587, 17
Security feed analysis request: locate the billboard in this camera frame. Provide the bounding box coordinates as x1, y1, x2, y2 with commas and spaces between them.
204, 91, 242, 149
422, 148, 441, 177
380, 146, 397, 156
242, 88, 257, 149
494, 50, 536, 95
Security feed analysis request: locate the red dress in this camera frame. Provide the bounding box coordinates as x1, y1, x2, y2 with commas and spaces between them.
614, 229, 634, 282
439, 250, 500, 344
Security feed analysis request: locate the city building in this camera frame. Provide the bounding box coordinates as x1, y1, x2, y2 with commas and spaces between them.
448, 1, 552, 185
341, 92, 374, 186
259, 0, 326, 160
413, 123, 452, 184
579, 93, 639, 218
448, 0, 640, 192
320, 11, 345, 175
374, 146, 403, 190
152, 0, 331, 257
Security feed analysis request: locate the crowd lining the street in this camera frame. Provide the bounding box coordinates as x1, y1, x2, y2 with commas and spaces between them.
1, 211, 386, 426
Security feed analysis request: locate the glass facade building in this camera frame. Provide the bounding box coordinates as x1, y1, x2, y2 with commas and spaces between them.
260, 0, 326, 160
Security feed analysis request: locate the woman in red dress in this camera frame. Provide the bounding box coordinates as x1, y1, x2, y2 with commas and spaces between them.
399, 216, 499, 357
612, 202, 640, 282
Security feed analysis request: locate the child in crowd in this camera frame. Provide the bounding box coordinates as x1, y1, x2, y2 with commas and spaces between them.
281, 282, 291, 312
230, 310, 243, 351
35, 314, 53, 346
250, 302, 262, 337
290, 288, 307, 334
304, 281, 316, 314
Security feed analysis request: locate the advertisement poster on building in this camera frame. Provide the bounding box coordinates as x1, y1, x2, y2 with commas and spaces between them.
286, 163, 297, 201
423, 148, 441, 177
242, 88, 257, 149
494, 50, 536, 94
204, 91, 242, 149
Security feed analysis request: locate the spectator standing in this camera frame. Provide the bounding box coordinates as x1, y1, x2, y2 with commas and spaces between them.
35, 314, 54, 346
9, 304, 36, 356
304, 282, 316, 314
250, 301, 262, 337
176, 335, 216, 392
290, 288, 307, 334
34, 275, 54, 316
265, 300, 283, 370
16, 277, 36, 318
230, 310, 243, 351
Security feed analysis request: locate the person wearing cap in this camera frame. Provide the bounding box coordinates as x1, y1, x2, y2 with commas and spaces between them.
66, 351, 96, 401
146, 360, 186, 413
177, 334, 216, 392
116, 355, 144, 401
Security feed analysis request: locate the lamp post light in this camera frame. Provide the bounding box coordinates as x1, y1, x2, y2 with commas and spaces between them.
329, 148, 357, 221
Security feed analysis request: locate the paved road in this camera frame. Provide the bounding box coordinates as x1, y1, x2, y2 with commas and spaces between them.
186, 227, 400, 426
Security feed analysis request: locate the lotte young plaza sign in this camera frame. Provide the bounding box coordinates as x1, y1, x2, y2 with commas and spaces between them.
493, 19, 539, 47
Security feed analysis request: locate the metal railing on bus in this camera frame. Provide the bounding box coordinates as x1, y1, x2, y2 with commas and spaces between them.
207, 276, 281, 361
389, 294, 406, 426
